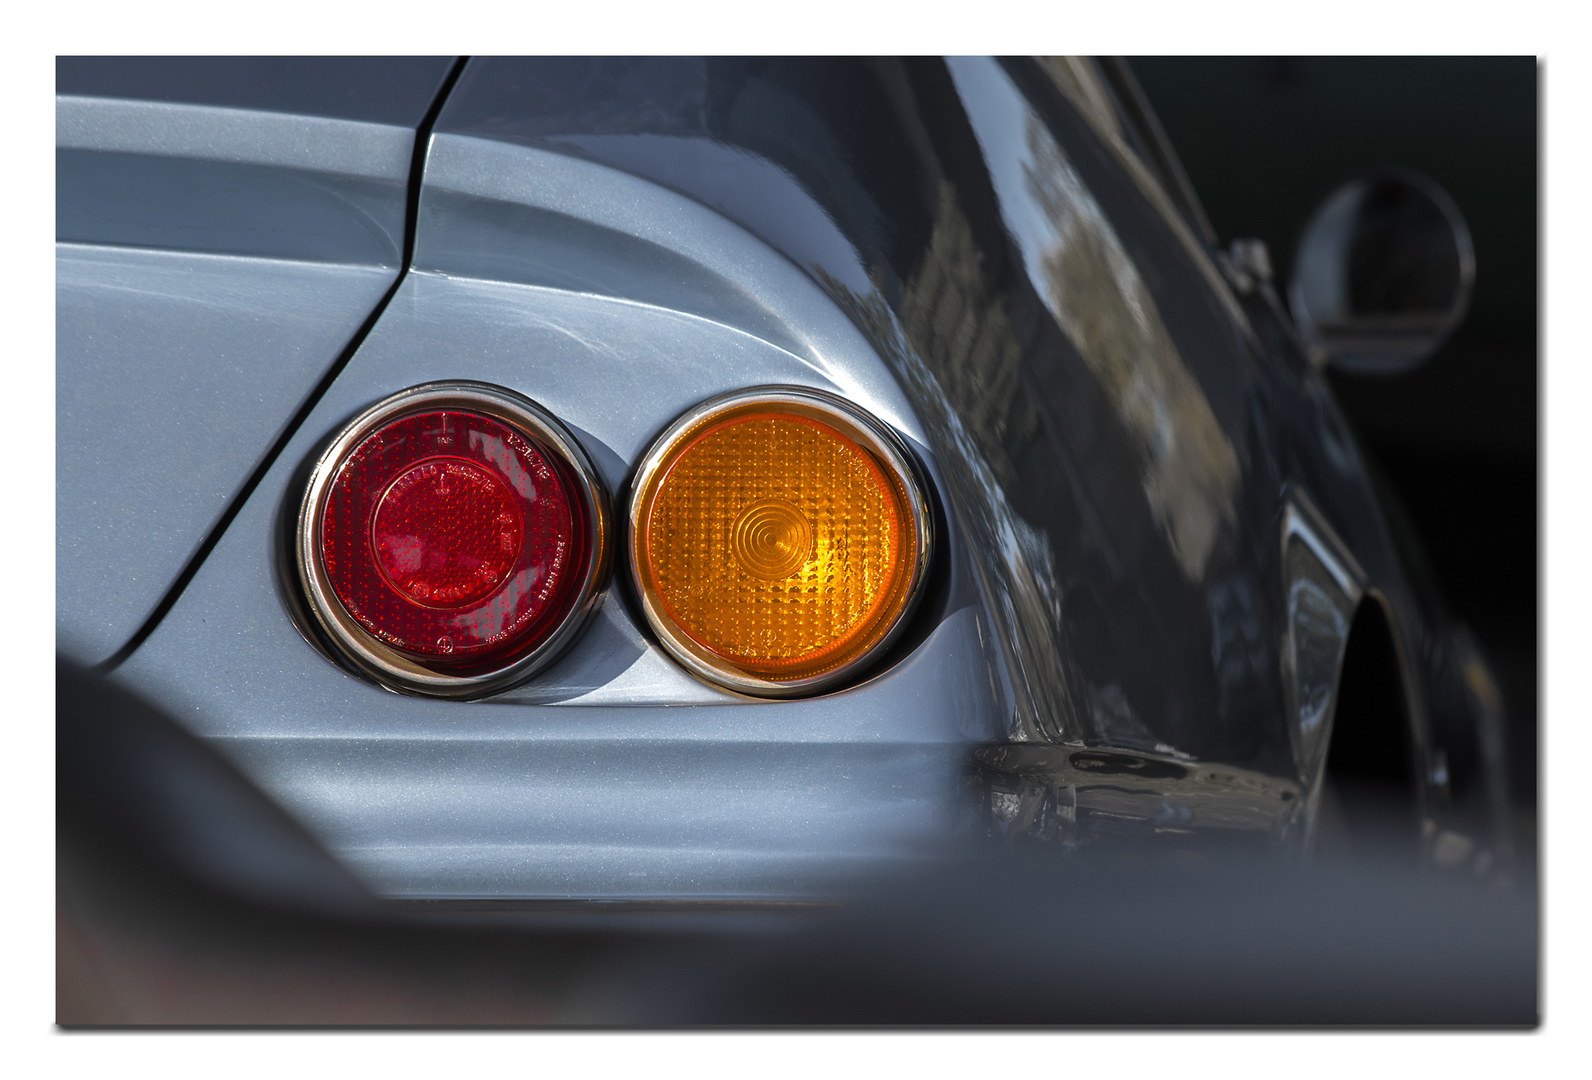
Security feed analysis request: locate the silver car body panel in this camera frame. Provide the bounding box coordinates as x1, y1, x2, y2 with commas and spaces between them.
56, 246, 395, 663
56, 96, 413, 664
57, 96, 414, 183
76, 54, 1504, 900
56, 96, 411, 263
415, 133, 923, 436
117, 133, 1006, 899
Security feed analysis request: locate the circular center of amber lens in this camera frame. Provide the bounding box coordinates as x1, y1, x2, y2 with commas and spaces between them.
730, 498, 812, 579
641, 408, 916, 680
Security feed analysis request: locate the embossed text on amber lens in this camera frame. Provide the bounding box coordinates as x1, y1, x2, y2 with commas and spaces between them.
638, 408, 918, 682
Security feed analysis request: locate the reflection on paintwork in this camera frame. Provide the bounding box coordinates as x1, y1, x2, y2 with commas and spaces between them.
1086, 683, 1160, 751
1033, 57, 1124, 144
70, 56, 1518, 903
435, 59, 1276, 775
546, 133, 876, 300
813, 185, 1083, 746
1152, 798, 1194, 829
1289, 578, 1348, 743
1207, 573, 1273, 720
948, 57, 1239, 582
1431, 828, 1476, 868
1280, 499, 1363, 796
977, 742, 1299, 854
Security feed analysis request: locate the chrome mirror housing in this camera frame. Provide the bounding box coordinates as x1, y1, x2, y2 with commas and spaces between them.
1289, 169, 1475, 375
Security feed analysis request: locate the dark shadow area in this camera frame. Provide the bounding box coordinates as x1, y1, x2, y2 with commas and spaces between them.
593, 856, 1535, 1026
1130, 56, 1538, 856
57, 657, 649, 1024
1318, 600, 1420, 867
59, 660, 1535, 1026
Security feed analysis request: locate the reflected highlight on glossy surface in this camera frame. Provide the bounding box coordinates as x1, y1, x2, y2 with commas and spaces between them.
950, 56, 1240, 583
632, 394, 928, 693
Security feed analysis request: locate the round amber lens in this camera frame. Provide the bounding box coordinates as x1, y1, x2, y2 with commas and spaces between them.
636, 404, 922, 686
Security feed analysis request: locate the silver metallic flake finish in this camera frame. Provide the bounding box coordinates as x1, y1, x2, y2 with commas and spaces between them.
55, 245, 396, 664
56, 96, 414, 180
56, 93, 415, 663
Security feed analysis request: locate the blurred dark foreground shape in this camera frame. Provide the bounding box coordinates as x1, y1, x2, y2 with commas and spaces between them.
58, 659, 1536, 1026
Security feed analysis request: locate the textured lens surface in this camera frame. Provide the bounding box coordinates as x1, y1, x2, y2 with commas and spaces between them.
320, 409, 584, 671
374, 459, 523, 608
730, 499, 812, 580
640, 409, 917, 681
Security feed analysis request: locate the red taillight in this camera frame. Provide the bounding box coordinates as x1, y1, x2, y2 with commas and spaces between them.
322, 409, 583, 668
298, 384, 608, 697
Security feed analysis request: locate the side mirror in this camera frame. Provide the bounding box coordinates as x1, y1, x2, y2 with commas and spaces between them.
1289, 170, 1474, 376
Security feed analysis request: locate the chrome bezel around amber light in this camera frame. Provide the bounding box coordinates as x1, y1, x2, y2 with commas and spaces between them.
626, 386, 933, 698
296, 381, 611, 699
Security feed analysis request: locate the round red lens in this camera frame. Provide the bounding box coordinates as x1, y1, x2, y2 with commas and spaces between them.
373, 458, 524, 609
319, 409, 588, 673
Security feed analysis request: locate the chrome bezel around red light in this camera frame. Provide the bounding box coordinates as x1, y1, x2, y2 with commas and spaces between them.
295, 382, 611, 699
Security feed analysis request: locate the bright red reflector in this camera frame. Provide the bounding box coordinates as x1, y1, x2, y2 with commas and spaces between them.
319, 409, 586, 673
373, 458, 523, 609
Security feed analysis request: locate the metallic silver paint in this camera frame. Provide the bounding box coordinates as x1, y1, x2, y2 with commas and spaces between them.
115, 136, 1005, 898
58, 96, 412, 264
84, 56, 1508, 900
55, 245, 396, 664
56, 96, 413, 181
414, 133, 926, 445
56, 93, 419, 664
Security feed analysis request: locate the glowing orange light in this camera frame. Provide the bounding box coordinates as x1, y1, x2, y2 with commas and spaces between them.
631, 393, 928, 694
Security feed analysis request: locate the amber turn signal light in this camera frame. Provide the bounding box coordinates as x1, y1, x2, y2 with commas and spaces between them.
629, 388, 932, 696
